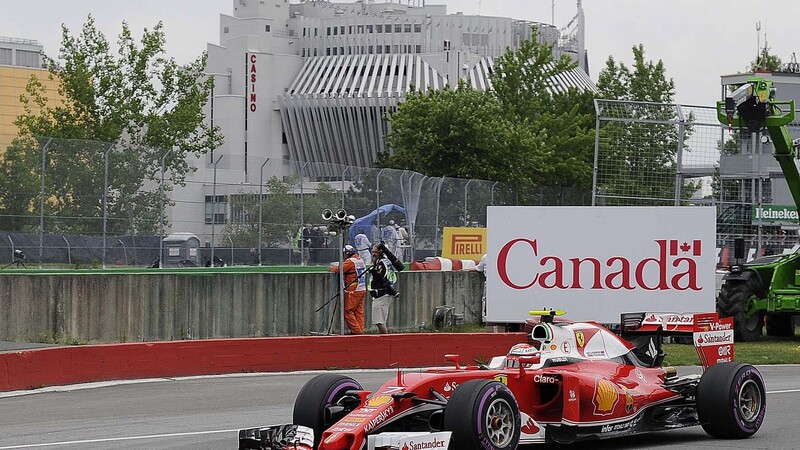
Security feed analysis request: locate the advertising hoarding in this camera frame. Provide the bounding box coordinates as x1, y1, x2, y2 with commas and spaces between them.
486, 207, 716, 323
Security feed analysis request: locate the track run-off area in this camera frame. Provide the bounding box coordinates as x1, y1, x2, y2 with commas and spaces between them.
0, 366, 798, 449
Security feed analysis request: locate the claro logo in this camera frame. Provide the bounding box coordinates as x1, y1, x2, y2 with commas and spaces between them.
497, 239, 702, 291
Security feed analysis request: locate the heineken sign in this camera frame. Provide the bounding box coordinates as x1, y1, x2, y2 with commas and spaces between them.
752, 205, 799, 223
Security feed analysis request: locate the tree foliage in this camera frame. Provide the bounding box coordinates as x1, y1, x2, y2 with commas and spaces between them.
594, 45, 698, 205
750, 45, 782, 72
0, 16, 221, 234
383, 29, 596, 195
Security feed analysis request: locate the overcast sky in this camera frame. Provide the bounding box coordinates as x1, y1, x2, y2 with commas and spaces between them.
3, 0, 799, 106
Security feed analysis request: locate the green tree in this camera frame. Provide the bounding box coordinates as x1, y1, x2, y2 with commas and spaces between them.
0, 15, 220, 234
750, 46, 782, 72
384, 28, 596, 195
595, 45, 698, 205
223, 176, 301, 248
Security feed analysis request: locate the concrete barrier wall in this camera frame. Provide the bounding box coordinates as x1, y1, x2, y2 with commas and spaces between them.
0, 271, 484, 343
0, 333, 527, 392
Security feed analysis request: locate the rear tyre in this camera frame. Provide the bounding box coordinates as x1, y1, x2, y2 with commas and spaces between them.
443, 380, 520, 450
696, 362, 766, 439
292, 374, 362, 447
717, 277, 763, 341
765, 313, 795, 337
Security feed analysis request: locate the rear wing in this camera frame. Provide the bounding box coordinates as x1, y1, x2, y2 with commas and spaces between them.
620, 312, 734, 370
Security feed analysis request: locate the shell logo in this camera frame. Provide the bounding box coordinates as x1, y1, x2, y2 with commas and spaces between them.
592, 379, 619, 416
366, 395, 393, 407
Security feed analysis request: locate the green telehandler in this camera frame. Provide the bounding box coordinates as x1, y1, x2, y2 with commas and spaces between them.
716, 76, 800, 341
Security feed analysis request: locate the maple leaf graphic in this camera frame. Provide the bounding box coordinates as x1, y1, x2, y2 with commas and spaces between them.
680, 242, 691, 253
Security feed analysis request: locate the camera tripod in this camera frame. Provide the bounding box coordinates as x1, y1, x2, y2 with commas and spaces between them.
1, 258, 27, 270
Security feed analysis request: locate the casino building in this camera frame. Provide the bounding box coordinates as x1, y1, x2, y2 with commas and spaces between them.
171, 0, 595, 238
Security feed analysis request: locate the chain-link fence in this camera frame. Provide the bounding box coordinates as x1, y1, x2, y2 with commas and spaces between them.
0, 137, 590, 268
594, 99, 800, 267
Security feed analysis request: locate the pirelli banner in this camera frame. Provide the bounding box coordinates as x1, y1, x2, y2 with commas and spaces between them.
486, 207, 716, 323
441, 227, 486, 260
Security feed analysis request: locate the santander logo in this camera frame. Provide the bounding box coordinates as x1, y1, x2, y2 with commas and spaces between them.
497, 238, 702, 292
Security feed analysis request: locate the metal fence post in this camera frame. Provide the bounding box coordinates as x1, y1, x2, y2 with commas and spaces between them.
211, 154, 224, 265
464, 179, 473, 226
258, 158, 270, 266
102, 144, 114, 269
299, 162, 308, 265
158, 149, 173, 268
38, 138, 53, 268
491, 181, 498, 206
376, 168, 387, 231
341, 166, 350, 209
674, 104, 685, 206
434, 177, 445, 255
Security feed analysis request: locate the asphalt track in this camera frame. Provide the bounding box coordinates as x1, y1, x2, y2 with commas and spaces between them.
0, 366, 797, 449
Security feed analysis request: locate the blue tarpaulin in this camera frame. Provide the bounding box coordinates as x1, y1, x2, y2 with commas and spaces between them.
348, 204, 406, 246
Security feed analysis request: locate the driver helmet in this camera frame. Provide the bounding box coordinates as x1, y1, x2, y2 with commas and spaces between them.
505, 343, 537, 368
343, 245, 357, 256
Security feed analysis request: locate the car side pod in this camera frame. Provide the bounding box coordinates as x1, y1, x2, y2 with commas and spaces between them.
696, 362, 766, 439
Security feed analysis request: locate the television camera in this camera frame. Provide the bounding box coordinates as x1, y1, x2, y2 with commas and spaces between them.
2, 249, 27, 269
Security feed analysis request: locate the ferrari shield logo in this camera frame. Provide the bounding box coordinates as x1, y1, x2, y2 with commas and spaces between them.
576, 331, 585, 348
494, 374, 508, 385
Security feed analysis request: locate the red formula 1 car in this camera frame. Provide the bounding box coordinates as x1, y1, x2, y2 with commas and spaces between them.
239, 311, 766, 450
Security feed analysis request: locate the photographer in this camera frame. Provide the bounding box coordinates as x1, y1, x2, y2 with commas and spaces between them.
368, 242, 404, 334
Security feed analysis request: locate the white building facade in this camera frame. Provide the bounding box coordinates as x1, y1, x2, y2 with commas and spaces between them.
171, 0, 594, 240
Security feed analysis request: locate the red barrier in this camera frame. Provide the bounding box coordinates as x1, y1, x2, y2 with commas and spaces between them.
0, 333, 526, 392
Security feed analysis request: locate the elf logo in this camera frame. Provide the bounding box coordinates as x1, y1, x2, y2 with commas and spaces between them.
497, 239, 703, 291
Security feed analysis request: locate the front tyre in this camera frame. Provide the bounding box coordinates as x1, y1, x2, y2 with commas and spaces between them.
443, 380, 520, 450
696, 363, 766, 439
292, 374, 363, 448
717, 277, 763, 341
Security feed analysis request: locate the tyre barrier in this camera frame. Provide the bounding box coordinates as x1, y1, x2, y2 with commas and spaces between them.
0, 333, 526, 392
410, 257, 478, 271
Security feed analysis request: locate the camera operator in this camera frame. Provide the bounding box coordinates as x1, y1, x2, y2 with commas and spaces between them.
368, 242, 404, 334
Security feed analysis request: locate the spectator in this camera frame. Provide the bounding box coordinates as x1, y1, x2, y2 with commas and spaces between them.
382, 220, 397, 256
329, 245, 367, 334
310, 226, 324, 264
476, 253, 487, 323
301, 223, 313, 265
368, 242, 404, 334
354, 228, 372, 265
395, 221, 408, 261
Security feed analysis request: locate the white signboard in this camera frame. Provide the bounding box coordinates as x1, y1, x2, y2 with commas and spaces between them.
486, 207, 716, 323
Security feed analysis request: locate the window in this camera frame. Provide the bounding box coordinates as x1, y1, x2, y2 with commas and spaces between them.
326, 47, 331, 56
357, 25, 364, 34
404, 24, 411, 33
224, 26, 230, 34
395, 24, 402, 33
385, 24, 392, 33
333, 27, 338, 35
367, 25, 373, 33
0, 48, 11, 65
349, 26, 354, 34
385, 45, 390, 53
376, 24, 383, 33
340, 26, 345, 34
414, 24, 421, 33
340, 47, 344, 55
265, 24, 271, 32
205, 196, 227, 225
314, 48, 318, 56
415, 44, 422, 53
315, 28, 318, 37
303, 28, 306, 37
392, 45, 399, 53
368, 45, 373, 53
377, 45, 383, 54
332, 47, 337, 55
327, 27, 331, 36
15, 50, 39, 67
302, 48, 306, 57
